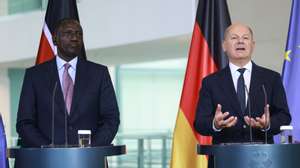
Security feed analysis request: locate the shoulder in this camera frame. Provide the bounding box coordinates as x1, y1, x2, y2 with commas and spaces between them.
83, 60, 108, 70
25, 58, 55, 74
253, 63, 281, 79
80, 60, 109, 77
202, 67, 228, 82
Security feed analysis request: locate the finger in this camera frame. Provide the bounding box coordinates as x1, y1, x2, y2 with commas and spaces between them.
250, 118, 261, 128
215, 112, 224, 122
256, 116, 268, 129
214, 104, 223, 121
215, 112, 230, 127
256, 117, 265, 126
244, 116, 250, 125
264, 104, 270, 123
256, 116, 263, 123
222, 116, 234, 125
226, 117, 238, 127
221, 112, 230, 119
264, 104, 270, 114
215, 104, 222, 115
213, 119, 222, 129
215, 115, 229, 129
216, 111, 229, 122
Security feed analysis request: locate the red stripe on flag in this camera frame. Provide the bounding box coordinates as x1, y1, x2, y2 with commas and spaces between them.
36, 31, 54, 64
180, 23, 217, 143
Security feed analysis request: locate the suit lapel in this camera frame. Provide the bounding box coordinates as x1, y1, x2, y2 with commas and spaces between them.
219, 66, 244, 118
69, 58, 88, 118
247, 63, 265, 115
249, 63, 264, 95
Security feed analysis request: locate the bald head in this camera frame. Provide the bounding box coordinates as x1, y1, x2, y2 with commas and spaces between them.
224, 23, 254, 40
222, 23, 255, 67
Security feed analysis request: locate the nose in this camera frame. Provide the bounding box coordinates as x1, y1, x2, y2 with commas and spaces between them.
237, 38, 245, 44
70, 33, 80, 41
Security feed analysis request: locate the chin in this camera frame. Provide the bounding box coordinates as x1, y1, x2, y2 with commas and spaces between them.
233, 54, 249, 59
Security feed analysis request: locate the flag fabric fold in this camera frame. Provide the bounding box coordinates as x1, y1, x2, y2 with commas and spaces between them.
0, 114, 8, 168
282, 0, 300, 142
170, 0, 231, 167
36, 0, 86, 65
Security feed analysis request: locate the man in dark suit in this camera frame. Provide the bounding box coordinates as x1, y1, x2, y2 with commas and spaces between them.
16, 18, 120, 147
194, 23, 291, 144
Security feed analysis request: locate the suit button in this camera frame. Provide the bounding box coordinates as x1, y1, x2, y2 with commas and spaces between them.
243, 125, 247, 128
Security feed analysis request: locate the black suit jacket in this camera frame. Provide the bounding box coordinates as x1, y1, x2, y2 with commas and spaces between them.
194, 62, 291, 144
17, 57, 120, 147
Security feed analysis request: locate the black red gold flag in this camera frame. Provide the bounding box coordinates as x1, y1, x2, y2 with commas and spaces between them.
170, 0, 231, 167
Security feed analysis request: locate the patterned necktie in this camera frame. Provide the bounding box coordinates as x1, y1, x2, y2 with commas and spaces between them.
63, 63, 74, 114
237, 68, 246, 112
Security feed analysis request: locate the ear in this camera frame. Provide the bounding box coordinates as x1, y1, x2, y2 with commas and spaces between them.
222, 41, 226, 52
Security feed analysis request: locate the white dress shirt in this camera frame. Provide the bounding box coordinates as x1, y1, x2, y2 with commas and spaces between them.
56, 56, 78, 89
229, 61, 252, 104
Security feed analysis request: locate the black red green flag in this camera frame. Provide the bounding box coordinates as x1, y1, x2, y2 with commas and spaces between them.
170, 0, 231, 167
36, 0, 86, 64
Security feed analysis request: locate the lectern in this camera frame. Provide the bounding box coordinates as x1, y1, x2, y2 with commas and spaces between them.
8, 145, 126, 168
197, 144, 300, 168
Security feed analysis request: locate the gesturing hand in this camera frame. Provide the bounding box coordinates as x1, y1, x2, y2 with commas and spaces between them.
244, 104, 270, 129
213, 104, 237, 129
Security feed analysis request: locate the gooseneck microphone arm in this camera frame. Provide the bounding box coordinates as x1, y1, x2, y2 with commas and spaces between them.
262, 85, 268, 144
244, 85, 253, 143
64, 100, 68, 147
50, 82, 58, 147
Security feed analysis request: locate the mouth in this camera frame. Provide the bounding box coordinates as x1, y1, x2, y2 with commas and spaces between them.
69, 44, 81, 50
70, 43, 80, 47
235, 47, 246, 51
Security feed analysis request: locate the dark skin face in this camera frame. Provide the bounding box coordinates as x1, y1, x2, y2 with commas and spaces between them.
53, 21, 83, 62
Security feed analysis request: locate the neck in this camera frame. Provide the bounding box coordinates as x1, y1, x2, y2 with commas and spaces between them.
58, 54, 76, 62
230, 59, 251, 68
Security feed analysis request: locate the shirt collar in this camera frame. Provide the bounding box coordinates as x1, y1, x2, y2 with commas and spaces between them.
56, 56, 78, 70
229, 61, 252, 74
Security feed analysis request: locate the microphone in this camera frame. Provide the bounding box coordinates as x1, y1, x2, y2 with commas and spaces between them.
262, 85, 268, 144
244, 85, 253, 143
50, 82, 58, 147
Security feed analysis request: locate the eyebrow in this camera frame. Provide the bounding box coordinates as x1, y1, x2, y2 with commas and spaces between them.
229, 33, 251, 36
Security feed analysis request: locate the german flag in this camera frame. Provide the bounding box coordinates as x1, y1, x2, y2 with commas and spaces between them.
36, 0, 86, 64
170, 0, 231, 167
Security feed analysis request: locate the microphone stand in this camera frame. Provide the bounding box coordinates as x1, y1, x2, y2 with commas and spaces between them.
262, 85, 268, 144
244, 85, 253, 143
50, 82, 58, 147
64, 103, 68, 147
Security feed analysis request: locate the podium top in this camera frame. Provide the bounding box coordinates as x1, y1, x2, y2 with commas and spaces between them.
8, 145, 126, 158
197, 143, 300, 155
197, 144, 300, 168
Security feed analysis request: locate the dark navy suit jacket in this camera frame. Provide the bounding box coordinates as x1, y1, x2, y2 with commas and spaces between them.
194, 62, 291, 144
17, 57, 120, 147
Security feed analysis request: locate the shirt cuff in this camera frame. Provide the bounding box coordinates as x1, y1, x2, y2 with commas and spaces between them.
212, 118, 222, 132
261, 123, 271, 132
